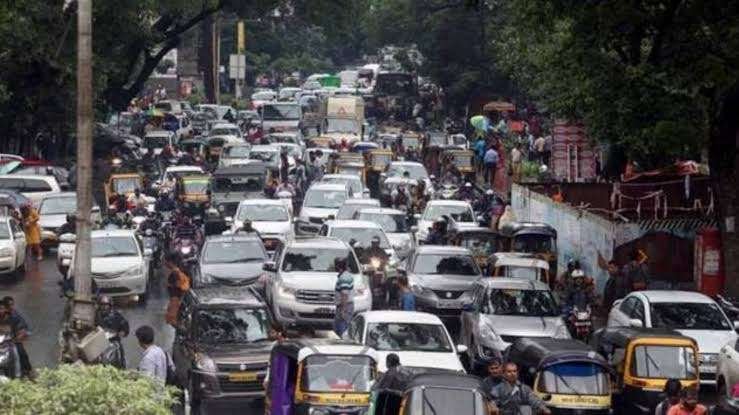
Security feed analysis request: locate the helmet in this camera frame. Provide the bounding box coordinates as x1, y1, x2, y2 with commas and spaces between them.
98, 295, 112, 305
429, 175, 436, 180
66, 213, 75, 223
464, 182, 472, 188
485, 189, 494, 196
539, 164, 548, 173
572, 270, 585, 279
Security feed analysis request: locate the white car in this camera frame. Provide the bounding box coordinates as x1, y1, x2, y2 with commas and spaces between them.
335, 199, 381, 220
718, 337, 739, 402
346, 311, 466, 373
0, 175, 62, 207
38, 192, 100, 250
231, 199, 294, 254
158, 165, 205, 191
218, 143, 252, 168
247, 145, 284, 172
415, 200, 477, 243
296, 183, 351, 235
69, 229, 150, 301
142, 130, 175, 156
321, 174, 368, 199
607, 290, 738, 384
0, 217, 26, 277
318, 220, 399, 265
355, 208, 414, 259
209, 122, 241, 140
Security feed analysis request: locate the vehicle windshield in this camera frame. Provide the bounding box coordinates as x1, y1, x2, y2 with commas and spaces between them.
261, 104, 301, 121
322, 177, 361, 194
210, 128, 240, 137
213, 175, 263, 192
631, 345, 697, 379
329, 227, 390, 249
249, 150, 277, 163
412, 254, 479, 276
419, 388, 484, 415
366, 323, 452, 352
326, 118, 359, 134
423, 204, 474, 222
496, 266, 543, 281
237, 204, 288, 222
144, 136, 169, 148
539, 363, 610, 395
265, 135, 297, 145
453, 155, 473, 167
371, 153, 392, 166
39, 196, 76, 215
650, 302, 732, 330
0, 223, 10, 239
196, 308, 270, 344
112, 177, 139, 194
375, 73, 414, 95
203, 240, 265, 264
459, 236, 497, 257
182, 179, 209, 194
223, 146, 250, 158
428, 134, 447, 146
513, 235, 554, 254
402, 136, 419, 148
252, 92, 275, 101
91, 236, 138, 257
387, 164, 427, 180
483, 288, 559, 317
357, 212, 409, 232
304, 189, 347, 209
301, 355, 373, 393
281, 247, 359, 273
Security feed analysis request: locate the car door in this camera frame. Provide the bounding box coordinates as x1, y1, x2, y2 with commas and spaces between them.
9, 219, 25, 267
630, 297, 647, 328
720, 339, 739, 397
608, 296, 637, 327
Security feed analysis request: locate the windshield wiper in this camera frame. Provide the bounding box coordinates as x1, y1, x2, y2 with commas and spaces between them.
421, 390, 440, 415
554, 372, 582, 397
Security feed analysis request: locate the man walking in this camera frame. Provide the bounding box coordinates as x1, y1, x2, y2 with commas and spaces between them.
510, 143, 523, 183
484, 144, 499, 187
333, 258, 354, 336
135, 325, 171, 384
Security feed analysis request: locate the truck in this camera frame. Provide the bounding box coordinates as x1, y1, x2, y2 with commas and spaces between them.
320, 96, 366, 145
259, 102, 302, 133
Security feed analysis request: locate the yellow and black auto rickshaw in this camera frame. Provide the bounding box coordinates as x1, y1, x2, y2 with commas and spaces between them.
445, 149, 476, 182
175, 174, 211, 215
104, 173, 143, 207
509, 337, 612, 415
264, 339, 378, 415
451, 227, 500, 275
590, 327, 700, 414
499, 221, 558, 286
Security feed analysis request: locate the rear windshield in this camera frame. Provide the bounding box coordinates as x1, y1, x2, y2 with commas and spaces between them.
213, 175, 263, 192
538, 363, 610, 395
281, 247, 358, 273
631, 345, 697, 380
412, 254, 479, 276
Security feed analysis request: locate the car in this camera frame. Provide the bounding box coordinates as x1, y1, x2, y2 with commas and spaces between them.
247, 145, 283, 171
459, 277, 569, 372
209, 123, 241, 139
403, 245, 481, 318
380, 161, 433, 202
217, 143, 251, 168
0, 174, 62, 207
69, 229, 149, 301
320, 174, 368, 199
38, 192, 99, 250
250, 90, 277, 108
195, 234, 268, 287
278, 87, 301, 101
415, 200, 477, 244
607, 290, 738, 384
718, 337, 739, 404
171, 286, 273, 411
208, 163, 268, 227
153, 99, 183, 114
263, 237, 371, 328
263, 132, 304, 150
335, 198, 380, 220
231, 199, 294, 256
0, 216, 26, 277
318, 220, 399, 265
9, 164, 71, 190
158, 165, 204, 191
355, 207, 414, 259
295, 183, 351, 235
346, 311, 466, 373
142, 130, 175, 156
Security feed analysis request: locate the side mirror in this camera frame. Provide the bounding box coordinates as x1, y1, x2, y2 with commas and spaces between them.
629, 318, 643, 328
476, 215, 484, 222
410, 226, 418, 233
262, 261, 276, 272
456, 344, 468, 354
59, 233, 76, 243
362, 264, 371, 274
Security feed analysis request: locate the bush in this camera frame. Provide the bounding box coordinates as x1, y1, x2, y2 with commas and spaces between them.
0, 365, 178, 414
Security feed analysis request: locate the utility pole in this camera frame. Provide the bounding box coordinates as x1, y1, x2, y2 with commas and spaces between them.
71, 0, 94, 327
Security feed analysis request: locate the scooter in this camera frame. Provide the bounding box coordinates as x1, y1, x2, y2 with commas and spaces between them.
95, 329, 126, 369
174, 237, 199, 275
567, 305, 593, 341
0, 328, 19, 379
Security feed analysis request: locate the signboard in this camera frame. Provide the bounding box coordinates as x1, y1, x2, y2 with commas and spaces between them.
551, 120, 597, 182
237, 21, 245, 53
229, 54, 245, 79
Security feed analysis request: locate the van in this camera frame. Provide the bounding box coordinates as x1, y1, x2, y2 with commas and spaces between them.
0, 175, 62, 206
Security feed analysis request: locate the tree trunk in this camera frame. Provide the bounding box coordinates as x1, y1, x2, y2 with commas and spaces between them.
712, 86, 739, 296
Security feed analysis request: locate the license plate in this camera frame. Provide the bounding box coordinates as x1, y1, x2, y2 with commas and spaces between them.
438, 300, 459, 309
314, 307, 333, 315
228, 371, 258, 382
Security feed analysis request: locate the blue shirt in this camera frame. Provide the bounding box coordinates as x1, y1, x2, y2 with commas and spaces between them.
400, 292, 416, 311
484, 148, 499, 164
474, 139, 486, 158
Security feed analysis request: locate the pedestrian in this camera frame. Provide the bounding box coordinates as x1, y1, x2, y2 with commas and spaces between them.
655, 378, 682, 415
164, 254, 190, 327
474, 135, 486, 174
333, 258, 354, 337
20, 205, 42, 260
134, 325, 172, 384
510, 143, 522, 183
0, 297, 31, 377
373, 353, 409, 391
483, 145, 499, 187
481, 357, 504, 393
534, 135, 546, 164
602, 260, 628, 313
497, 205, 516, 230
666, 387, 707, 415
543, 133, 552, 166
397, 276, 415, 311
622, 249, 650, 292
490, 362, 551, 415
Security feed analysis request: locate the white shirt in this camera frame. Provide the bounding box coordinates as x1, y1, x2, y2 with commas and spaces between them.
138, 345, 169, 383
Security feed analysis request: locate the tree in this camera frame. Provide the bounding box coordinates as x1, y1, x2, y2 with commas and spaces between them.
0, 365, 177, 414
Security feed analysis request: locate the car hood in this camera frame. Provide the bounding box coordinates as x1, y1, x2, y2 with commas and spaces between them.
386, 233, 412, 248
213, 193, 251, 204
482, 314, 565, 337
252, 221, 291, 236
198, 341, 273, 363
409, 273, 479, 291
300, 207, 339, 220
375, 350, 464, 373
39, 214, 67, 229
91, 257, 142, 274
281, 272, 364, 291
675, 329, 737, 354
200, 262, 265, 282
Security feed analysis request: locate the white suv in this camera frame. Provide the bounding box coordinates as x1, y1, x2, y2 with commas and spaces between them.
263, 237, 371, 328
0, 217, 26, 277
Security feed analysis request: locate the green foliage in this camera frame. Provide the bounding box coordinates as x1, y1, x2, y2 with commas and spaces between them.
0, 365, 178, 414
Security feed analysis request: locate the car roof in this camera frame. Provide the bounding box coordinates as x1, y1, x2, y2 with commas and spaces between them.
478, 277, 550, 291
211, 123, 239, 129
91, 229, 136, 238
390, 161, 423, 167
190, 286, 264, 307
287, 237, 348, 250
341, 199, 380, 206
360, 311, 444, 325
249, 145, 279, 152
426, 200, 471, 207
636, 290, 714, 304
415, 245, 472, 255
307, 183, 348, 192
322, 174, 360, 181
165, 165, 203, 173
42, 192, 76, 199
0, 174, 56, 182
239, 198, 286, 206
356, 207, 404, 215
205, 234, 262, 244
325, 220, 382, 229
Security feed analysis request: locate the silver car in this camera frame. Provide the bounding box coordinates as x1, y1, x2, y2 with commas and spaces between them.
403, 246, 481, 318
355, 207, 414, 259
459, 278, 570, 373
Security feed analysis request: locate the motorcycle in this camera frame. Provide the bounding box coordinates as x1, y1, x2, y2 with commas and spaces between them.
0, 327, 19, 379
567, 305, 593, 341
436, 183, 458, 200
140, 227, 161, 271
56, 232, 76, 277
95, 329, 126, 369
174, 237, 199, 275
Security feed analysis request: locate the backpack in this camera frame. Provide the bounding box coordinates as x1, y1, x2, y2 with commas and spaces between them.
165, 352, 179, 387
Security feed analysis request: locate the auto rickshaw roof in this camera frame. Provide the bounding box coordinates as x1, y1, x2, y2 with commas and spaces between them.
390, 369, 488, 393
271, 338, 377, 362
498, 221, 557, 238
179, 174, 210, 182
110, 173, 142, 180
491, 252, 549, 270
455, 227, 499, 237
508, 337, 610, 372
179, 137, 208, 145
593, 327, 696, 349
213, 163, 268, 177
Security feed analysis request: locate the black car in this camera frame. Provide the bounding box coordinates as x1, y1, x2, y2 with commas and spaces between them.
205, 163, 268, 235
171, 286, 274, 412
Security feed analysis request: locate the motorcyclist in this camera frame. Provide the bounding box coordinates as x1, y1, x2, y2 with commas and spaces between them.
426, 218, 448, 245
564, 270, 595, 310
457, 182, 475, 200
558, 260, 580, 292
236, 219, 261, 237
276, 180, 296, 197
358, 236, 390, 266
57, 214, 76, 236
0, 299, 28, 378
391, 184, 412, 211
138, 211, 160, 233
155, 190, 176, 212
173, 215, 202, 246
94, 295, 129, 368
127, 188, 148, 210
440, 166, 460, 186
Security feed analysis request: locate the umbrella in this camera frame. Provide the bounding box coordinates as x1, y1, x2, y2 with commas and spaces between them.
483, 101, 515, 112
469, 115, 491, 136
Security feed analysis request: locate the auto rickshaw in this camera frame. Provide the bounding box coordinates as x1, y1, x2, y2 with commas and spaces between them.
400, 133, 422, 153
369, 369, 498, 415
175, 174, 211, 216
508, 337, 612, 415
451, 228, 500, 274
445, 149, 476, 182
590, 327, 700, 415
307, 136, 333, 149
179, 137, 208, 159
499, 222, 558, 284
368, 149, 394, 172
488, 252, 551, 284
104, 173, 143, 208
264, 339, 378, 415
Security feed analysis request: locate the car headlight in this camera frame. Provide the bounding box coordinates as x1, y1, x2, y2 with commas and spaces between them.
122, 265, 144, 277
180, 246, 192, 255
278, 284, 297, 298
553, 323, 571, 339
410, 284, 430, 296
478, 320, 500, 345
194, 353, 216, 372
0, 247, 14, 257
